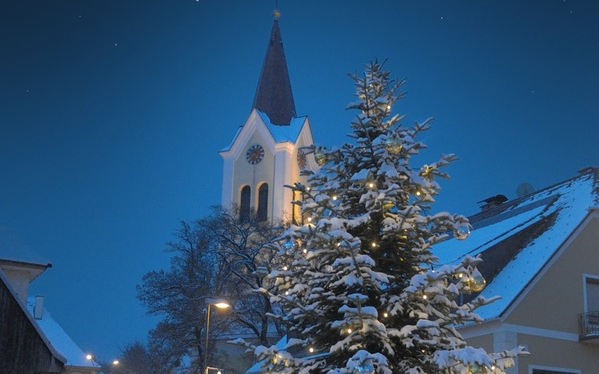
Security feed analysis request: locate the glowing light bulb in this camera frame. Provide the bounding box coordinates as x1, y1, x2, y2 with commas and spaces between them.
347, 328, 352, 333
383, 312, 388, 318
332, 195, 338, 200
309, 347, 314, 353
282, 266, 288, 271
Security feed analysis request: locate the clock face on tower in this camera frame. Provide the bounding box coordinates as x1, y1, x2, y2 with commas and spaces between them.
246, 144, 265, 165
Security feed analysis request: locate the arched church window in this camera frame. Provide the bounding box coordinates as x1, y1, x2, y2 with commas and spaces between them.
240, 185, 251, 222
257, 183, 269, 222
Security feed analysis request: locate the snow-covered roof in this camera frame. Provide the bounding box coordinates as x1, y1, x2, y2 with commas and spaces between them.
0, 226, 51, 267
26, 297, 100, 368
434, 167, 599, 320
258, 110, 307, 144
219, 110, 308, 154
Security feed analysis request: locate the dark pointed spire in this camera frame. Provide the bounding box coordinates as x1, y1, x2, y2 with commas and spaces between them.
252, 16, 296, 126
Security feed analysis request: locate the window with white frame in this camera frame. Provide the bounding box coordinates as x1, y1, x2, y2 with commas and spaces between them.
585, 275, 599, 312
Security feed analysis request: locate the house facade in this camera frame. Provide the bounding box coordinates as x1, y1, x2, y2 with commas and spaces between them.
435, 167, 599, 374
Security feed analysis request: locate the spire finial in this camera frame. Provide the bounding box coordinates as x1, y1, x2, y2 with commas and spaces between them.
273, 0, 280, 19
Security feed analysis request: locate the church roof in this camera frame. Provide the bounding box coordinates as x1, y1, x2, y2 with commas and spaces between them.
252, 19, 296, 126
434, 167, 599, 320
258, 110, 307, 143
219, 110, 308, 153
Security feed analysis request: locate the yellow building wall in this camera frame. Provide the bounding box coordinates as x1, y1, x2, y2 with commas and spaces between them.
463, 215, 599, 374
507, 217, 599, 332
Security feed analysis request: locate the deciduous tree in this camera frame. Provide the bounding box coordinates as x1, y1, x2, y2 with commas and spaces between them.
137, 207, 284, 372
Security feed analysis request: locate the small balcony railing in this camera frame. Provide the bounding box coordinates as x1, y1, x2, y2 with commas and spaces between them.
579, 311, 599, 341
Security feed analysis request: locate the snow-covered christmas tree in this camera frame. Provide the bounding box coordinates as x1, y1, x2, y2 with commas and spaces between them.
250, 60, 523, 374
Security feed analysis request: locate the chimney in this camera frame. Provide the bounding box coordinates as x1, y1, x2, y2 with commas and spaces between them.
477, 194, 508, 211
34, 295, 44, 320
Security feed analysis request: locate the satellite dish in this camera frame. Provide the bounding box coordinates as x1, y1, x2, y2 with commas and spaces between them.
516, 182, 535, 198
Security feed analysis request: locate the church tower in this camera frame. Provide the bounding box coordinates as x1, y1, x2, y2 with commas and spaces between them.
219, 12, 316, 224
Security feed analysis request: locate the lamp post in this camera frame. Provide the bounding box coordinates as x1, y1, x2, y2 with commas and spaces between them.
204, 298, 230, 374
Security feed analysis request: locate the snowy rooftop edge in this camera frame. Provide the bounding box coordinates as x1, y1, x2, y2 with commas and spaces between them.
27, 297, 100, 368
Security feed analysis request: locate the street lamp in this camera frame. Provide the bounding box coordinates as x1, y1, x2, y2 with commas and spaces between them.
204, 298, 230, 374
84, 354, 101, 368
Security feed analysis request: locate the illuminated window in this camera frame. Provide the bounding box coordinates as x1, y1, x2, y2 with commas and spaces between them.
240, 185, 251, 222
257, 183, 268, 222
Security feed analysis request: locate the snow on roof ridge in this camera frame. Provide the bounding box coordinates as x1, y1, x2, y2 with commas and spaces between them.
468, 168, 598, 226
26, 296, 100, 368
259, 110, 307, 143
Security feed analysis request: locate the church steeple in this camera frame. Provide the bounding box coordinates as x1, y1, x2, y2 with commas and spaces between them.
252, 14, 296, 126
220, 10, 314, 224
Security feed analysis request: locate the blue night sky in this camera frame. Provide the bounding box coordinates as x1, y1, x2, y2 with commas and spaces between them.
2, 0, 598, 362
